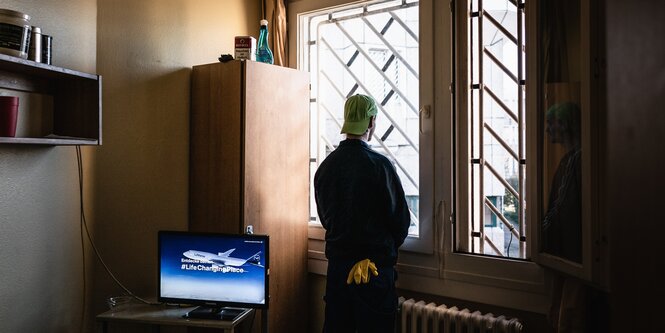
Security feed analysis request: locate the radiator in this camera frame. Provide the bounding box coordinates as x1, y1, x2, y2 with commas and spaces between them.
398, 297, 524, 333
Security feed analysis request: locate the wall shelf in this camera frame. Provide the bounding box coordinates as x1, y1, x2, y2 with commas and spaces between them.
0, 53, 101, 145
0, 136, 98, 145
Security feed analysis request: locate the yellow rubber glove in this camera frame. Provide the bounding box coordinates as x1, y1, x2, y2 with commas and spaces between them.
346, 259, 379, 284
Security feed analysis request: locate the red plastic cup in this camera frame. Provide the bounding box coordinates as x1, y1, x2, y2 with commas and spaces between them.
0, 96, 19, 137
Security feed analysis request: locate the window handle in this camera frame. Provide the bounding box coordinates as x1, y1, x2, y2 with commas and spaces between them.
419, 105, 431, 134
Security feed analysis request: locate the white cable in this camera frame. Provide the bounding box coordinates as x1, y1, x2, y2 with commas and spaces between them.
76, 146, 160, 307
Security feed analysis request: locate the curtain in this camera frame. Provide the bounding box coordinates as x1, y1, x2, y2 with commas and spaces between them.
263, 0, 288, 67
541, 0, 569, 83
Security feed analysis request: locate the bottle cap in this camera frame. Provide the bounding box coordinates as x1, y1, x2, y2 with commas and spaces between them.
260, 19, 268, 26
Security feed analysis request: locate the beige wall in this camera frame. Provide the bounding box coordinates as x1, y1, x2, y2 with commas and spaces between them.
0, 1, 97, 332
92, 0, 259, 329
1, 0, 259, 332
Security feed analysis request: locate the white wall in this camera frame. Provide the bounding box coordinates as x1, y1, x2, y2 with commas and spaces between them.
0, 1, 97, 332
1, 0, 260, 332
92, 0, 259, 329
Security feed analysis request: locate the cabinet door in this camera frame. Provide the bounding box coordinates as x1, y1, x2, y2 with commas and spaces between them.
190, 61, 244, 234
532, 0, 607, 287
243, 60, 310, 333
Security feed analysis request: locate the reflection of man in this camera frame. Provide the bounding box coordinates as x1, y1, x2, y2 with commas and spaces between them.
314, 94, 410, 332
542, 102, 582, 263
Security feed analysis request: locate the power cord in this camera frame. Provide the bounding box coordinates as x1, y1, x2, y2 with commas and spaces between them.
75, 145, 160, 330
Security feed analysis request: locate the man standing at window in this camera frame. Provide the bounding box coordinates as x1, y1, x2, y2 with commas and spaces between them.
314, 94, 411, 332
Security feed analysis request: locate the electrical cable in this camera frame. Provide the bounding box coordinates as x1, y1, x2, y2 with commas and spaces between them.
75, 146, 160, 318
77, 146, 86, 333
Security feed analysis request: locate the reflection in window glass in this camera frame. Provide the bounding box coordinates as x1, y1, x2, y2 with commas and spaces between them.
539, 0, 582, 263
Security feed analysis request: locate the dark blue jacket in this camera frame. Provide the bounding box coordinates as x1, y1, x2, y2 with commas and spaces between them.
314, 139, 411, 266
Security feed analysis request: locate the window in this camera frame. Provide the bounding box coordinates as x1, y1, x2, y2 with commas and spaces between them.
302, 0, 432, 250
456, 0, 527, 260
295, 0, 550, 308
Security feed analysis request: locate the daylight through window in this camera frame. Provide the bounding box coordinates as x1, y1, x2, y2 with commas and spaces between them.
303, 0, 421, 237
459, 0, 527, 259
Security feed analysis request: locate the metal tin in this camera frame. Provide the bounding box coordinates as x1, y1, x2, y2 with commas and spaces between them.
41, 34, 52, 65
28, 26, 41, 62
0, 9, 31, 59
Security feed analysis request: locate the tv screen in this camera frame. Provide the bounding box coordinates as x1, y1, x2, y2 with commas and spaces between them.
158, 231, 269, 309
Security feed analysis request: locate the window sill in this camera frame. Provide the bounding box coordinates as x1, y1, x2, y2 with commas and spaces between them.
307, 247, 550, 313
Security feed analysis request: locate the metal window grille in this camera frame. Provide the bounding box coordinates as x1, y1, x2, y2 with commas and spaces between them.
468, 0, 527, 259
303, 0, 421, 236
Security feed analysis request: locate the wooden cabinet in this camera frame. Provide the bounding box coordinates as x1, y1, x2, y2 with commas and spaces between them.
0, 53, 101, 145
190, 60, 309, 333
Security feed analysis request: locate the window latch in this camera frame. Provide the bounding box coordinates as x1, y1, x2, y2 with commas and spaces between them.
419, 105, 431, 134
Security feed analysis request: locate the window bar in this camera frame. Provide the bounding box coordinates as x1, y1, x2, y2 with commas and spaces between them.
378, 51, 396, 142
346, 50, 361, 67
380, 90, 395, 106
484, 234, 505, 256
483, 10, 518, 45
347, 84, 360, 98
321, 103, 344, 132
380, 126, 395, 143
334, 22, 420, 116
382, 55, 396, 73
307, 16, 315, 73
483, 47, 519, 84
484, 123, 519, 161
389, 12, 418, 42
485, 86, 518, 122
320, 71, 347, 102
484, 161, 519, 200
478, 0, 485, 255
379, 14, 392, 34
316, 21, 325, 180
361, 17, 419, 78
372, 133, 419, 190
485, 197, 520, 239
380, 103, 397, 141
319, 2, 418, 26
321, 132, 336, 153
517, 0, 526, 258
468, 0, 477, 254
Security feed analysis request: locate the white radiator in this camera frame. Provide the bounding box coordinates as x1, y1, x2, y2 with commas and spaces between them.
398, 297, 524, 333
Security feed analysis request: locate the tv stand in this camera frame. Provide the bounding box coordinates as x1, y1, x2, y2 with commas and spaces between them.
184, 306, 247, 321
96, 303, 253, 333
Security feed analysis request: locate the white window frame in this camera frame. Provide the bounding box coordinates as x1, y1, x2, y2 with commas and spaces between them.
297, 0, 435, 255
291, 0, 551, 312
441, 0, 545, 303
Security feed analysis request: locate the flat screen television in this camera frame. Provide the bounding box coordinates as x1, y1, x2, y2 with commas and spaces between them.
158, 230, 269, 318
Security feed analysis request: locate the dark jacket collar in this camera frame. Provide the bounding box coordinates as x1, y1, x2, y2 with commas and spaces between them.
339, 139, 369, 148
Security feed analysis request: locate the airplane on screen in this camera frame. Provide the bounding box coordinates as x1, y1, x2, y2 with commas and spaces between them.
183, 249, 263, 268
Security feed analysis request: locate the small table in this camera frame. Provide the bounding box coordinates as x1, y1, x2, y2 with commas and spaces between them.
96, 303, 254, 333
